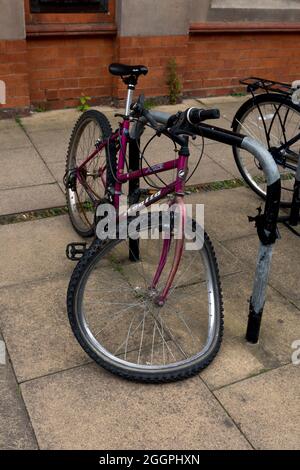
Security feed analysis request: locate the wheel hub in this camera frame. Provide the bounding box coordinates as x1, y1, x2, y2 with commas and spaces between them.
133, 286, 163, 306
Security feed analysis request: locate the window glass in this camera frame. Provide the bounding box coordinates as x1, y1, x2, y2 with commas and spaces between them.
30, 0, 109, 14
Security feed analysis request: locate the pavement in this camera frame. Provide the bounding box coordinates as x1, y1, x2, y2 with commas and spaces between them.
0, 97, 299, 450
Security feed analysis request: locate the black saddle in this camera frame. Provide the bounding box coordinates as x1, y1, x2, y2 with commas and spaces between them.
109, 63, 148, 78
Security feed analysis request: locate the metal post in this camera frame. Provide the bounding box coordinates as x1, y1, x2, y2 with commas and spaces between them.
241, 137, 281, 343
246, 244, 273, 343
289, 154, 300, 226
128, 137, 140, 261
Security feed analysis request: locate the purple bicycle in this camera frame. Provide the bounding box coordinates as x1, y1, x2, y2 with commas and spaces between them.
64, 63, 224, 382
65, 63, 281, 382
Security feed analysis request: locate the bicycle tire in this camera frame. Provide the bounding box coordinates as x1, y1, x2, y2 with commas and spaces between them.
67, 215, 223, 383
66, 110, 113, 237
232, 93, 299, 207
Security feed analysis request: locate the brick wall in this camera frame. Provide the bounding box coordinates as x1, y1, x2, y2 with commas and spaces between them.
0, 40, 30, 111
27, 36, 115, 110
2, 29, 300, 112
186, 32, 300, 97
115, 32, 300, 101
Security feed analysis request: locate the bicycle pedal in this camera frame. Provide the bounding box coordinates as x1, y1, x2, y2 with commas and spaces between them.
66, 243, 87, 261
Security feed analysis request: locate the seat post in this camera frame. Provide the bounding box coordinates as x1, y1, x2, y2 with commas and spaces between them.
125, 84, 135, 117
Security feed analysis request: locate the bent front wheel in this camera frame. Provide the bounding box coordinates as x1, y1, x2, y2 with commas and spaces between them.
67, 214, 223, 383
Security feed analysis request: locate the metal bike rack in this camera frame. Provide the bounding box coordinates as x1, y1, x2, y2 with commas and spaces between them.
128, 136, 140, 261
289, 155, 300, 226
138, 110, 282, 343
241, 138, 281, 343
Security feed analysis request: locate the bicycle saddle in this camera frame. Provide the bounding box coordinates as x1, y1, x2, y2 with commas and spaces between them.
109, 63, 148, 77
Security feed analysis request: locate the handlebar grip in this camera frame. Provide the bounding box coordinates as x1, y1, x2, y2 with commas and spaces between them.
187, 107, 220, 125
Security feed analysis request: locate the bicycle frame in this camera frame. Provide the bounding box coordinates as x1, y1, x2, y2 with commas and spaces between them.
77, 120, 187, 211
77, 108, 189, 304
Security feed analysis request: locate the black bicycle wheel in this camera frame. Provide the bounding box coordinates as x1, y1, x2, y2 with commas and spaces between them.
67, 214, 223, 383
66, 110, 112, 237
233, 93, 299, 207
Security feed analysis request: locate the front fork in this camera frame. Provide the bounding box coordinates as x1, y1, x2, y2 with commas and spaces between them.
154, 196, 186, 306
152, 153, 189, 305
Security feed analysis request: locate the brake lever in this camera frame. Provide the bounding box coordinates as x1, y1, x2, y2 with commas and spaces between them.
155, 125, 167, 137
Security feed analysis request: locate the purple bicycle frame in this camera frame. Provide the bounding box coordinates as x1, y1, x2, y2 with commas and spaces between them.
78, 118, 189, 304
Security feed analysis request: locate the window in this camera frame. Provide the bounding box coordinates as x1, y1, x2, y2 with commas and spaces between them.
30, 0, 109, 14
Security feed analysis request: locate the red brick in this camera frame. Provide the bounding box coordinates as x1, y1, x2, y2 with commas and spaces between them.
6, 40, 27, 53
38, 78, 65, 90
46, 89, 59, 101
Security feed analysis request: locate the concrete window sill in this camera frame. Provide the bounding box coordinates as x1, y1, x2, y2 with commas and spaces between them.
189, 22, 300, 34
26, 22, 117, 38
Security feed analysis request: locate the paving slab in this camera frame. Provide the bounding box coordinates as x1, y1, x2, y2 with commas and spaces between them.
20, 363, 251, 450
210, 237, 242, 278
45, 160, 68, 192
0, 146, 54, 190
0, 120, 32, 151
201, 335, 266, 391
186, 187, 261, 242
270, 269, 300, 310
188, 153, 232, 186
0, 276, 89, 382
0, 120, 19, 130
215, 364, 300, 450
223, 227, 300, 308
203, 142, 241, 178
21, 109, 84, 133
199, 96, 250, 106
46, 160, 65, 186
200, 269, 300, 389
220, 270, 300, 366
25, 129, 70, 164
0, 333, 37, 449
0, 183, 65, 216
0, 215, 83, 288
21, 107, 120, 132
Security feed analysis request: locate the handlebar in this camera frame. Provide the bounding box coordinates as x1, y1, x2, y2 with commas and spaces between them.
146, 107, 220, 127
131, 104, 220, 130
186, 107, 220, 125
147, 110, 171, 126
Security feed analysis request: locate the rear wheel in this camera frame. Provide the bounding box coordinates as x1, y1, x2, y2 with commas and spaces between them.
233, 93, 299, 207
67, 214, 223, 383
65, 110, 112, 237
